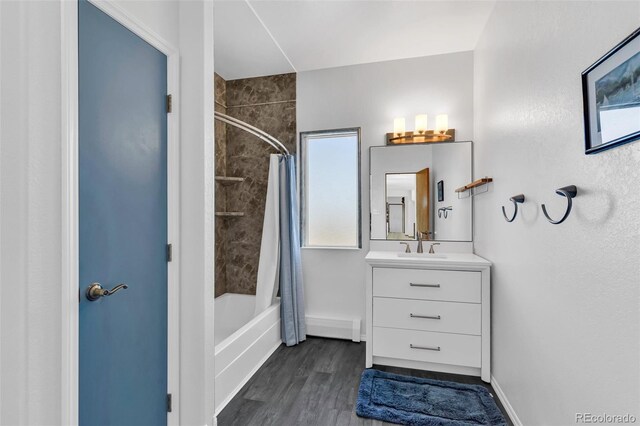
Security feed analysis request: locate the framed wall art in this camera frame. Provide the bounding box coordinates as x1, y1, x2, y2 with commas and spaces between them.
582, 27, 640, 154
437, 180, 444, 202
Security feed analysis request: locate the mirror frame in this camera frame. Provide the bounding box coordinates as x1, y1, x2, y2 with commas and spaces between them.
369, 140, 474, 243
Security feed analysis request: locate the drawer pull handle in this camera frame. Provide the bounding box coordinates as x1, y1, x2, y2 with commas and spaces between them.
409, 283, 441, 288
410, 344, 441, 351
410, 313, 441, 320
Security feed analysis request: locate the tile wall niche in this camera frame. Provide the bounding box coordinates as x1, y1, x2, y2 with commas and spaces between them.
214, 72, 297, 297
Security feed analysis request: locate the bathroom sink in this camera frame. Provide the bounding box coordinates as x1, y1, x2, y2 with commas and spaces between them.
397, 253, 447, 259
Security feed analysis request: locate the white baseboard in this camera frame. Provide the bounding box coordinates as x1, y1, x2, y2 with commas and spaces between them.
491, 375, 522, 426
306, 315, 361, 342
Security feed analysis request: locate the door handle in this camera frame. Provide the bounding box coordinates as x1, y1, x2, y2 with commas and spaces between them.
86, 282, 128, 301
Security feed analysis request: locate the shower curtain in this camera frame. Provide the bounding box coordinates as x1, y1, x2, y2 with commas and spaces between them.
278, 155, 306, 346
255, 154, 306, 346
254, 155, 281, 316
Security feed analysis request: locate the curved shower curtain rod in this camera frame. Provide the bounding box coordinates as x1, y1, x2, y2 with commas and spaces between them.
214, 111, 290, 155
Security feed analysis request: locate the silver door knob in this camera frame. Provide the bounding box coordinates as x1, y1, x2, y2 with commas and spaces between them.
86, 282, 128, 301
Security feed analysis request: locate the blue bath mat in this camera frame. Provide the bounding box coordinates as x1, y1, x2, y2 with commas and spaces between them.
356, 369, 507, 426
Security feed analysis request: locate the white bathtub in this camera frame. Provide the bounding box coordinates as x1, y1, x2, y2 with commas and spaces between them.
214, 293, 281, 415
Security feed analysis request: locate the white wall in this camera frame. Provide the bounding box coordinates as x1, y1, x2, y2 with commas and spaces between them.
1, 2, 63, 424
297, 52, 474, 338
0, 1, 215, 425
178, 1, 216, 425
474, 2, 640, 425
110, 0, 179, 46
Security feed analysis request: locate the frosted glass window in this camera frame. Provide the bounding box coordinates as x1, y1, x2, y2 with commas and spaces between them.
300, 129, 361, 248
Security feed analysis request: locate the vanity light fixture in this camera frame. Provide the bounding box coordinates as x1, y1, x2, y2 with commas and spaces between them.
387, 114, 455, 145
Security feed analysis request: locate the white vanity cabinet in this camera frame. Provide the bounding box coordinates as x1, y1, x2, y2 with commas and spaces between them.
365, 251, 492, 382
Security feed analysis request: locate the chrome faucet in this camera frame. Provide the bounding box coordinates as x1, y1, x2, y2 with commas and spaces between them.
417, 231, 432, 253
400, 242, 411, 253
429, 242, 441, 254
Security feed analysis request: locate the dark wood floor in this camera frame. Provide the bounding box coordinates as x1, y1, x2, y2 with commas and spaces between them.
218, 337, 512, 426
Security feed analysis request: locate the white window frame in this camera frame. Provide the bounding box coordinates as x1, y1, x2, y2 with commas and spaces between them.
299, 128, 362, 249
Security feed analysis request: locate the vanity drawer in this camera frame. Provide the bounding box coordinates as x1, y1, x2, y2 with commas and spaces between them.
373, 297, 481, 335
373, 327, 481, 368
373, 268, 481, 303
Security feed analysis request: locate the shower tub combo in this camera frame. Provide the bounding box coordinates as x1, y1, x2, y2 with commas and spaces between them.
212, 111, 298, 415
214, 293, 281, 414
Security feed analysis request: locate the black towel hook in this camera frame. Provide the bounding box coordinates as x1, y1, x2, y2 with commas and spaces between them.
437, 206, 452, 219
501, 194, 525, 222
541, 185, 578, 225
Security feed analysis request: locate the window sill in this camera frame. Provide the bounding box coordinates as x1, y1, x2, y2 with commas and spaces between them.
301, 246, 362, 251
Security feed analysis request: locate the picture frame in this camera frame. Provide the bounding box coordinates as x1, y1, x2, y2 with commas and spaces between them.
437, 180, 444, 202
582, 27, 640, 154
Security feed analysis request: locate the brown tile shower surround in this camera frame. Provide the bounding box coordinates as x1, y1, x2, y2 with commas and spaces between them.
214, 73, 296, 297
214, 73, 228, 297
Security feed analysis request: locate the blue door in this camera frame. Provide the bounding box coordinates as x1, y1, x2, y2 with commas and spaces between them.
79, 1, 168, 424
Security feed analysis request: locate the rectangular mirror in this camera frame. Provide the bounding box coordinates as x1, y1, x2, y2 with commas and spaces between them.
370, 141, 473, 242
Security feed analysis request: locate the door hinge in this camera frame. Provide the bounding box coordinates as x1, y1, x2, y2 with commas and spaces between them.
167, 393, 172, 413
166, 243, 172, 262
166, 94, 172, 113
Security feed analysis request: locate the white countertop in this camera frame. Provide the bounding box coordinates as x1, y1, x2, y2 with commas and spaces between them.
365, 251, 491, 269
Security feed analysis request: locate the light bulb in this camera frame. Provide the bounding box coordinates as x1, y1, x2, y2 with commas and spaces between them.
414, 114, 428, 135
393, 117, 406, 137
435, 114, 448, 135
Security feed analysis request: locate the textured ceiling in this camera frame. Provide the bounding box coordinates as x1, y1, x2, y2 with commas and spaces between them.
214, 0, 495, 80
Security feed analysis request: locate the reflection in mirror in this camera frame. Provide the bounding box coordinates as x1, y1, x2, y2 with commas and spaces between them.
371, 142, 472, 242
385, 174, 417, 240
385, 170, 433, 240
